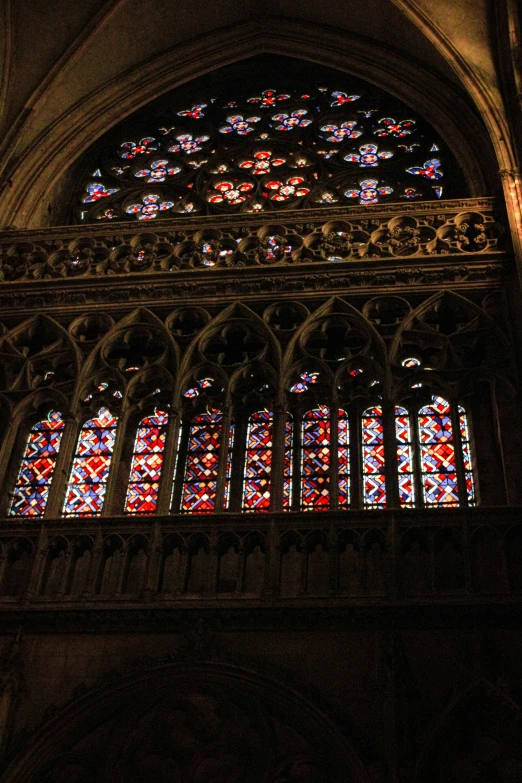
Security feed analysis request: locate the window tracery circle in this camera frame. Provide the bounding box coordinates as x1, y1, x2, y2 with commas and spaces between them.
76, 61, 463, 224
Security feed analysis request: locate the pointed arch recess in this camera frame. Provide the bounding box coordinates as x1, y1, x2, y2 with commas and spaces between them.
1, 661, 370, 783
0, 17, 494, 228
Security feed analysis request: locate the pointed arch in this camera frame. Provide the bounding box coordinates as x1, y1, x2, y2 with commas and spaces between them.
287, 297, 386, 368
181, 301, 281, 381
9, 410, 65, 517
0, 659, 371, 783
0, 17, 494, 230
63, 406, 119, 517
415, 678, 522, 783
389, 290, 513, 381
0, 315, 80, 393
77, 307, 177, 399
125, 408, 169, 515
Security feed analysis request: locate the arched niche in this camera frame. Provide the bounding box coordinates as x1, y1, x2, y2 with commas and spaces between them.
3, 661, 370, 783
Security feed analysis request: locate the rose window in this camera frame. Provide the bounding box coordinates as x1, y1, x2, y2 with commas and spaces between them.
120, 137, 157, 159
374, 117, 416, 137
344, 179, 393, 205
177, 103, 207, 119
83, 183, 119, 202
330, 91, 361, 106
316, 192, 339, 205
406, 158, 443, 180
344, 144, 393, 167
219, 114, 261, 135
95, 208, 118, 220
319, 121, 363, 142
248, 89, 291, 107
168, 133, 210, 154
271, 110, 312, 130
78, 64, 462, 222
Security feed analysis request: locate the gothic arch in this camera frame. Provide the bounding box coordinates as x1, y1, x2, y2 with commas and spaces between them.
75, 307, 177, 408
2, 660, 371, 783
181, 302, 281, 383
285, 297, 386, 393
0, 315, 80, 396
389, 290, 514, 383
0, 18, 495, 229
415, 678, 522, 782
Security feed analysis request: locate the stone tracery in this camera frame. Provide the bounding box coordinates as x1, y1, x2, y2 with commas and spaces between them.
76, 69, 463, 225
0, 290, 512, 521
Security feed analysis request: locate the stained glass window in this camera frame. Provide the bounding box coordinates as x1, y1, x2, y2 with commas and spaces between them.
180, 409, 232, 513
283, 417, 293, 509
9, 411, 65, 517
125, 410, 168, 514
459, 405, 476, 506
418, 396, 459, 507
395, 406, 415, 508
242, 410, 273, 512
79, 60, 459, 223
361, 406, 386, 508
63, 407, 118, 517
338, 409, 350, 507
301, 406, 331, 511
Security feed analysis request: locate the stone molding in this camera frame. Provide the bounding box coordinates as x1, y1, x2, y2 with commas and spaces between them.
0, 200, 507, 310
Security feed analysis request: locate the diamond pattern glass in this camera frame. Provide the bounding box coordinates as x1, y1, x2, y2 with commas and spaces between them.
10, 411, 65, 517
301, 406, 331, 511
63, 407, 118, 517
459, 404, 476, 505
395, 406, 415, 507
362, 406, 386, 507
283, 417, 293, 509
242, 410, 273, 512
338, 409, 350, 507
125, 410, 168, 514
180, 410, 232, 513
418, 396, 459, 507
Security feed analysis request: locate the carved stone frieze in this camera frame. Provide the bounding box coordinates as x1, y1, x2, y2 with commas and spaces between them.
0, 200, 506, 294
0, 508, 520, 611
0, 263, 509, 314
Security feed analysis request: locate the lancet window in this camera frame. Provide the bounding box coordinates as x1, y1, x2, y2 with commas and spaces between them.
395, 406, 415, 508
297, 407, 351, 511
177, 409, 234, 514
3, 392, 478, 516
2, 293, 500, 518
361, 406, 387, 508
9, 411, 65, 517
63, 408, 119, 517
417, 396, 475, 508
125, 410, 169, 515
242, 410, 273, 512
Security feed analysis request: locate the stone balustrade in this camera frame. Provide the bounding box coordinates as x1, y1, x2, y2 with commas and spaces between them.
0, 507, 520, 608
